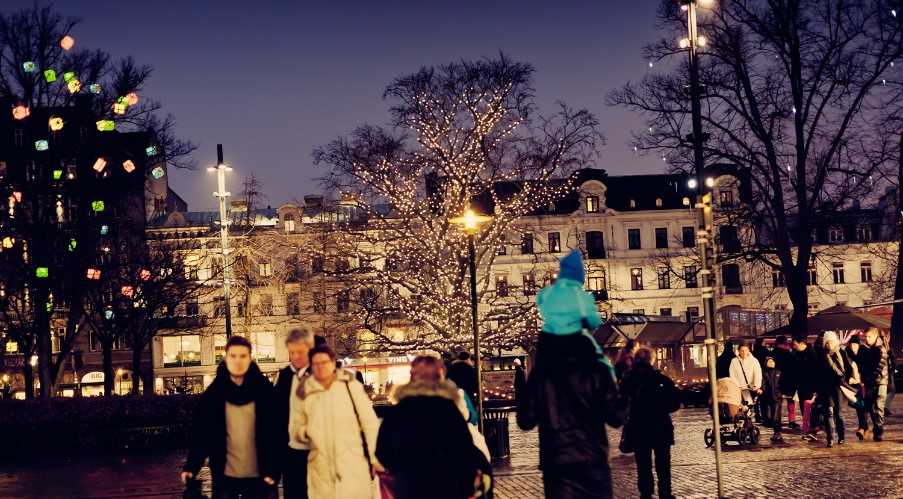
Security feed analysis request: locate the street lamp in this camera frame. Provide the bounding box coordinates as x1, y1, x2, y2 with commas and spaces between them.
451, 207, 492, 433
208, 144, 234, 337
116, 368, 123, 396
679, 0, 724, 495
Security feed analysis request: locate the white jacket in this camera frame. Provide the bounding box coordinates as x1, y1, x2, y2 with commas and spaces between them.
729, 355, 762, 403
297, 369, 380, 499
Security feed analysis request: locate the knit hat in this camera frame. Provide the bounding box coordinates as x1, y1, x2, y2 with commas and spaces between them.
558, 249, 585, 284
822, 331, 840, 352
849, 335, 860, 344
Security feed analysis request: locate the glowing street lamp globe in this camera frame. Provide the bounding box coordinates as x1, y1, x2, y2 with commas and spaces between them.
451, 208, 492, 234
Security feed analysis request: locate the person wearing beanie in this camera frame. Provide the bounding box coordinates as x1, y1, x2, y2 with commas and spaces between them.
536, 249, 601, 336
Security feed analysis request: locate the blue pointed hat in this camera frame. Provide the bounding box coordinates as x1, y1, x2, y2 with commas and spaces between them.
558, 249, 585, 284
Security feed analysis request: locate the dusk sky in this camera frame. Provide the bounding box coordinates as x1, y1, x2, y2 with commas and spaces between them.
9, 0, 667, 211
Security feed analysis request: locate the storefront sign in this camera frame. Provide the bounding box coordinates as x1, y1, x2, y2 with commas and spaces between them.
81, 371, 104, 384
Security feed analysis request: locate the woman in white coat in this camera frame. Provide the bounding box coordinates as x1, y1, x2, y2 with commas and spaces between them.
295, 344, 381, 499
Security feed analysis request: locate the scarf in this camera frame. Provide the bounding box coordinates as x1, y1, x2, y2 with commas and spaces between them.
211, 361, 266, 405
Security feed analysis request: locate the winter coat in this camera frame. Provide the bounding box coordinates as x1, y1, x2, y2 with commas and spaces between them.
772, 347, 796, 396
715, 349, 735, 379
791, 346, 819, 399
818, 349, 855, 397
617, 362, 680, 448
296, 369, 380, 499
761, 367, 781, 403
517, 333, 622, 470
862, 338, 890, 387
183, 362, 279, 481
614, 351, 634, 381
446, 360, 478, 404
729, 355, 763, 403
536, 278, 602, 335
376, 380, 490, 499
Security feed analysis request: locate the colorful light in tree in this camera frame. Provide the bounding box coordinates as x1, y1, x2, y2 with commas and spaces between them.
86, 268, 101, 280
67, 79, 81, 94
126, 93, 139, 106
121, 286, 134, 298
2, 237, 13, 249
92, 158, 107, 173
91, 200, 105, 212
35, 140, 49, 151
100, 225, 109, 235
151, 166, 165, 179
35, 267, 49, 278
22, 61, 36, 72
12, 106, 30, 120
122, 160, 136, 173
53, 169, 63, 180
49, 117, 64, 131
104, 309, 114, 320
88, 83, 102, 94
60, 35, 75, 50
145, 146, 158, 156
113, 99, 127, 115
139, 269, 151, 281
68, 239, 77, 252
63, 71, 76, 83
96, 120, 115, 132
43, 69, 56, 83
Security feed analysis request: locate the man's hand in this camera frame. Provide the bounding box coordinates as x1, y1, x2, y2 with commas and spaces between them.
180, 471, 193, 485
262, 476, 275, 486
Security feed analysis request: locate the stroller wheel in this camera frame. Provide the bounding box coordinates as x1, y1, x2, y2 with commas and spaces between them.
738, 427, 751, 446
750, 427, 761, 445
704, 428, 715, 448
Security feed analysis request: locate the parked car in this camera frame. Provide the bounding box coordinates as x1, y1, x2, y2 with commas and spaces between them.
676, 377, 710, 408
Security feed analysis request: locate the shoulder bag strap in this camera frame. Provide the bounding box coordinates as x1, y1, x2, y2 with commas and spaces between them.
738, 358, 751, 389
344, 381, 373, 478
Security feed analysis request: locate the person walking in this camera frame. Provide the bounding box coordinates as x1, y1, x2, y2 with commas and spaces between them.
295, 345, 380, 499
792, 336, 820, 441
517, 249, 622, 498
818, 332, 853, 447
716, 341, 736, 379
513, 358, 526, 405
729, 342, 763, 406
844, 335, 870, 440
376, 356, 491, 499
275, 328, 315, 499
861, 327, 890, 441
615, 339, 639, 381
772, 336, 799, 430
618, 348, 680, 499
447, 351, 479, 406
761, 355, 783, 443
181, 335, 278, 499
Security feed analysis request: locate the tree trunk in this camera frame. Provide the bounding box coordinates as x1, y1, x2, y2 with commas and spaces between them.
22, 357, 34, 400
891, 134, 903, 359
35, 286, 54, 399
786, 271, 809, 339
102, 341, 114, 397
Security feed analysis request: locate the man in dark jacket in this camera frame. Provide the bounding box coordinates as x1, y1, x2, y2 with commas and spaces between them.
844, 335, 870, 439
517, 333, 622, 499
273, 327, 314, 499
792, 336, 819, 440
447, 351, 478, 403
716, 341, 735, 379
181, 335, 278, 499
761, 356, 783, 442
772, 336, 798, 430
861, 327, 890, 441
618, 348, 679, 499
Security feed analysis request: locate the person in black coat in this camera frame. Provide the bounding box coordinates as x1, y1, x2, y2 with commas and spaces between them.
716, 341, 735, 379
618, 348, 680, 499
817, 332, 853, 447
760, 356, 783, 442
376, 356, 490, 499
447, 351, 478, 404
792, 336, 820, 439
772, 336, 799, 429
517, 333, 623, 499
273, 328, 314, 499
181, 336, 278, 499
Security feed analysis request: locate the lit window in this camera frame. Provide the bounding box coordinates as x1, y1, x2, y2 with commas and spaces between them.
828, 226, 844, 243
832, 263, 845, 284
259, 261, 273, 277
283, 214, 296, 233
630, 268, 643, 290
860, 262, 872, 283
252, 332, 276, 363
586, 195, 599, 213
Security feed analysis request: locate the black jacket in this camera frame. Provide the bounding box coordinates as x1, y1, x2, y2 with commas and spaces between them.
817, 349, 854, 396
274, 365, 306, 452
376, 381, 489, 499
447, 361, 478, 403
517, 333, 622, 469
183, 362, 279, 480
761, 367, 782, 403
861, 340, 890, 386
772, 347, 796, 396
617, 362, 680, 448
715, 350, 735, 379
792, 346, 819, 399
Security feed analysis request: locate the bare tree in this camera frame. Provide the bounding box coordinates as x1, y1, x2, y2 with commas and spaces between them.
315, 54, 603, 353
609, 0, 903, 335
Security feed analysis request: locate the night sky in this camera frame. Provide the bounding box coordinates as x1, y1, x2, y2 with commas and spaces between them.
7, 0, 665, 211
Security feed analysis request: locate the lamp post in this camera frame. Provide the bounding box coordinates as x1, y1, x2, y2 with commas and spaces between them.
679, 0, 724, 496
208, 144, 234, 337
451, 207, 492, 433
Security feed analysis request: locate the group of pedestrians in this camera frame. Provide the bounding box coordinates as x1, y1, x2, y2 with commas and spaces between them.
715, 328, 894, 447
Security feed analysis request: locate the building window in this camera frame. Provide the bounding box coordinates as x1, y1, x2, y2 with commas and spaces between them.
860, 262, 873, 283
832, 263, 845, 284
629, 198, 636, 208
496, 242, 506, 256
807, 266, 818, 286
630, 268, 644, 290
162, 335, 201, 367
719, 190, 734, 207
721, 264, 742, 292
214, 334, 227, 363
337, 290, 350, 313
548, 232, 561, 253
496, 275, 509, 297
586, 195, 599, 213
283, 214, 295, 233
687, 307, 700, 321
657, 268, 670, 289
259, 261, 273, 278
655, 227, 668, 249
258, 294, 273, 315
655, 198, 663, 207
237, 301, 246, 317
89, 330, 124, 351
185, 297, 199, 317
682, 226, 695, 248
660, 308, 672, 316
633, 309, 646, 315
286, 293, 300, 315
311, 256, 324, 273
521, 233, 534, 255
522, 273, 536, 296
828, 226, 844, 243
719, 225, 740, 253
252, 332, 276, 363
312, 292, 325, 313
684, 266, 698, 288
587, 273, 606, 291
628, 229, 641, 250
857, 225, 872, 242
772, 270, 785, 288
585, 231, 605, 259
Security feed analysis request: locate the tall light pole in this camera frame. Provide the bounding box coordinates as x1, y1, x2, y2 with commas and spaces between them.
452, 207, 492, 433
208, 144, 234, 337
679, 0, 724, 496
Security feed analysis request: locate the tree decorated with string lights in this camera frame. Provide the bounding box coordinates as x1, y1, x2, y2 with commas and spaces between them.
315, 55, 603, 354
0, 5, 194, 398
609, 0, 903, 336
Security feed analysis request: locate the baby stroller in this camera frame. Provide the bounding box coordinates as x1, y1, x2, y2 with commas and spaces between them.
704, 377, 760, 448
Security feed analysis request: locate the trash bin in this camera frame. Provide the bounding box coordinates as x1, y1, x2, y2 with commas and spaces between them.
483, 407, 512, 460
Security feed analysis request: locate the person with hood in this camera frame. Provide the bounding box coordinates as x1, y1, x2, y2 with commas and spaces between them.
618, 348, 680, 499
729, 342, 763, 406
715, 341, 736, 379
760, 355, 783, 442
861, 327, 890, 441
818, 332, 854, 447
295, 344, 381, 499
792, 336, 820, 441
517, 249, 622, 498
181, 335, 278, 499
376, 355, 491, 499
615, 339, 640, 381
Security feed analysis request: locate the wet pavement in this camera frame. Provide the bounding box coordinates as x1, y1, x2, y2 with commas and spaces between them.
0, 399, 900, 498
